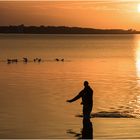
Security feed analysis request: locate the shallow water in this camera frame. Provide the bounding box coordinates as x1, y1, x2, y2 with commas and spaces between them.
0, 34, 140, 138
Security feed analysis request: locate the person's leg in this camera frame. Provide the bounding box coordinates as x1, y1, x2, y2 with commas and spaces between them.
82, 118, 93, 139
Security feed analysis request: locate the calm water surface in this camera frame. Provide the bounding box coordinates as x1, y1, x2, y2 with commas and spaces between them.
0, 34, 140, 138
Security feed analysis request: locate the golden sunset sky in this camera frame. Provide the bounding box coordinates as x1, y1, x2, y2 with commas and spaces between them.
0, 0, 140, 30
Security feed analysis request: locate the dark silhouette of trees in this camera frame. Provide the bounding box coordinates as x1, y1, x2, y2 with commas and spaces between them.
0, 25, 139, 34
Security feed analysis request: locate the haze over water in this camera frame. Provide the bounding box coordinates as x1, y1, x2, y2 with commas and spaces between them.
1, 34, 140, 138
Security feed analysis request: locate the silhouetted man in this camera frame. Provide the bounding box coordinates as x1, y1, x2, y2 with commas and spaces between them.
67, 81, 93, 118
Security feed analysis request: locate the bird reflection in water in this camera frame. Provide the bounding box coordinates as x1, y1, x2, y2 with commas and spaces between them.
67, 118, 93, 139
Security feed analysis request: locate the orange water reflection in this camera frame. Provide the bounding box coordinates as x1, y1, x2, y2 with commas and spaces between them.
130, 36, 140, 118
135, 38, 140, 86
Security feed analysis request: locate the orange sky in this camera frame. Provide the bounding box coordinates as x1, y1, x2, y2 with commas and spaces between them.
0, 0, 140, 30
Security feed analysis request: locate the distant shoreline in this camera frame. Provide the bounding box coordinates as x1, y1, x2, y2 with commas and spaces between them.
0, 33, 140, 35
0, 25, 140, 34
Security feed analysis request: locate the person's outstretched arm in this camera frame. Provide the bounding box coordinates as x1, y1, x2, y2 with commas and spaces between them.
67, 90, 84, 103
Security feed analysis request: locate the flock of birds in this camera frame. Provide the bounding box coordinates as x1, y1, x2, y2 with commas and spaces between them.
6, 57, 65, 64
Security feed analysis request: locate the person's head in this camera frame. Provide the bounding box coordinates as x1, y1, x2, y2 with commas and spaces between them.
84, 81, 89, 87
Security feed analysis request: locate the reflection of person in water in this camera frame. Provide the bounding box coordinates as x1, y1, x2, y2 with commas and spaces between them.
82, 118, 93, 139
67, 118, 93, 139
67, 81, 93, 118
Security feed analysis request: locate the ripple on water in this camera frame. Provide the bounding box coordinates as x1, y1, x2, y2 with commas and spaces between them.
76, 111, 135, 118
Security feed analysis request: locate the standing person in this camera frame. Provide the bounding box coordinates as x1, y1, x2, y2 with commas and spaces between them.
67, 81, 93, 118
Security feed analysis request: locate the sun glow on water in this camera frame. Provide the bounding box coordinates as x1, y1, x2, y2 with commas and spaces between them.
135, 39, 140, 87
138, 4, 140, 13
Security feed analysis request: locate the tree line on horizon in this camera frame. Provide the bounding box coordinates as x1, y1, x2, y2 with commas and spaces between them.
0, 24, 139, 34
